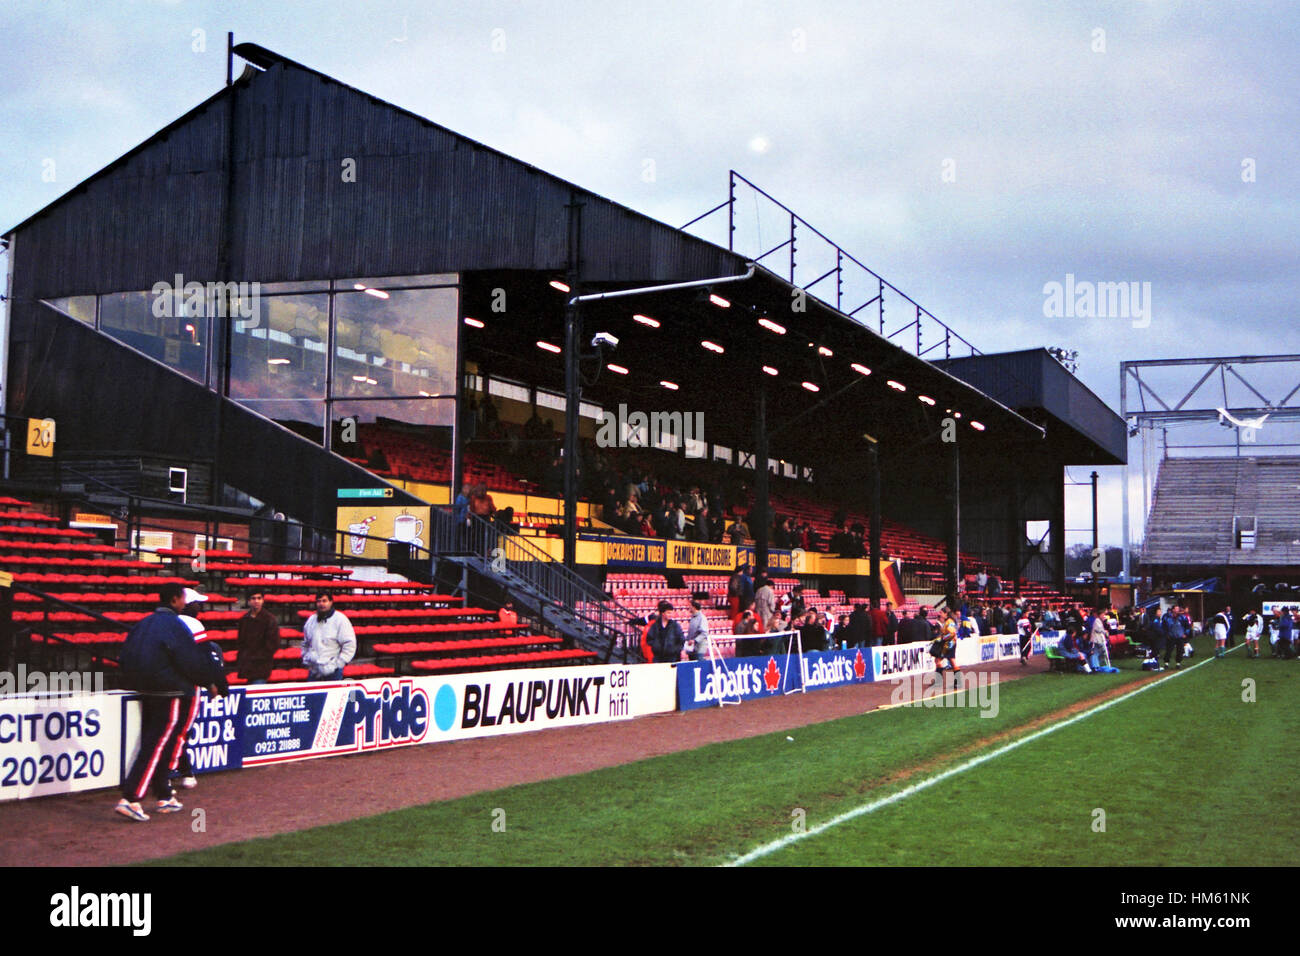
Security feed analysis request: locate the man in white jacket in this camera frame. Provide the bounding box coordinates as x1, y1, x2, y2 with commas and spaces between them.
302, 592, 356, 680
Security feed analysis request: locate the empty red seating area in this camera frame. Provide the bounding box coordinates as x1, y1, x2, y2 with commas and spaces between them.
353, 424, 531, 492
2, 495, 596, 681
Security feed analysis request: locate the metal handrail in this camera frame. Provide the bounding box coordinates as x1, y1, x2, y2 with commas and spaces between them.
430, 507, 643, 661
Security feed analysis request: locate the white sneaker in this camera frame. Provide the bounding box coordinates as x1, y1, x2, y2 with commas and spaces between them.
114, 799, 150, 822
179, 776, 198, 789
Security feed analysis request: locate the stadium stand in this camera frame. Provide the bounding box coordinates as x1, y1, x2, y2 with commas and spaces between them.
0, 495, 599, 683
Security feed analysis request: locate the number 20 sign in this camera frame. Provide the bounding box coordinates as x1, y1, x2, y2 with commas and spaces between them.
26, 418, 55, 457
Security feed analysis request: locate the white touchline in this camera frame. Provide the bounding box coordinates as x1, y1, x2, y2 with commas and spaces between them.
725, 648, 1234, 866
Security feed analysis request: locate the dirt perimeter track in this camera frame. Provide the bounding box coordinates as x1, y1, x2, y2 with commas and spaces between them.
3, 658, 1085, 866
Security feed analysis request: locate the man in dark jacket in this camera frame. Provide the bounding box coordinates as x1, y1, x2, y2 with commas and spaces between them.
847, 604, 871, 648
115, 583, 228, 822
898, 608, 930, 645
235, 590, 280, 684
640, 601, 686, 663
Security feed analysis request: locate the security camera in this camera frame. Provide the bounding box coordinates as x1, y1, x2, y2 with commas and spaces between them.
591, 332, 619, 350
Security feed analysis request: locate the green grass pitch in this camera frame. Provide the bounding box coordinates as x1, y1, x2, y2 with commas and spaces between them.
144, 639, 1299, 866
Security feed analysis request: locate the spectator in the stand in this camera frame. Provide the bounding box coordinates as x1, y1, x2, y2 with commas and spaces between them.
772, 517, 792, 550
670, 499, 688, 540
599, 483, 620, 523
754, 576, 777, 633
829, 522, 853, 556
847, 524, 867, 559
301, 593, 357, 681
686, 599, 710, 661
805, 523, 822, 553
885, 601, 900, 645
640, 600, 686, 663
452, 482, 472, 526
1041, 603, 1061, 629
691, 505, 713, 543
738, 564, 756, 620
868, 602, 890, 647
798, 609, 827, 652
235, 589, 280, 685
847, 603, 871, 648
898, 607, 930, 645
790, 588, 807, 621
469, 483, 496, 520
734, 610, 762, 656
988, 573, 1002, 597
976, 570, 988, 594
728, 514, 750, 545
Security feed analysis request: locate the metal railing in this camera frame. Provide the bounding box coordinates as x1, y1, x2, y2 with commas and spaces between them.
682, 170, 982, 361
429, 507, 643, 662
1, 582, 126, 687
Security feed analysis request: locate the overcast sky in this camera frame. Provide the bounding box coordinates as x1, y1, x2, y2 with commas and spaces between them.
3, 0, 1297, 558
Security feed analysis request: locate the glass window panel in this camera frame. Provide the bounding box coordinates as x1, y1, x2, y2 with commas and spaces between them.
230, 294, 328, 404
100, 290, 207, 385
238, 398, 325, 446
713, 445, 732, 464
43, 296, 96, 325
332, 401, 454, 485
333, 287, 458, 400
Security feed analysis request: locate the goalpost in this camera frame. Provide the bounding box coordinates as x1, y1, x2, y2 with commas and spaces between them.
701, 629, 804, 706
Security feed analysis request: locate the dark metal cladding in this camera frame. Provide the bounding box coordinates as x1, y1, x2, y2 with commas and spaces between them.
8, 54, 740, 300
937, 349, 1127, 465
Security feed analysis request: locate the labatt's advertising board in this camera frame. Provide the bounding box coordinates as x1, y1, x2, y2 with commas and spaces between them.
799, 647, 873, 690
678, 654, 800, 710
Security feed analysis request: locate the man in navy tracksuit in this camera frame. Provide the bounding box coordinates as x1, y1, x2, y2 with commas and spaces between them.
115, 583, 228, 822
